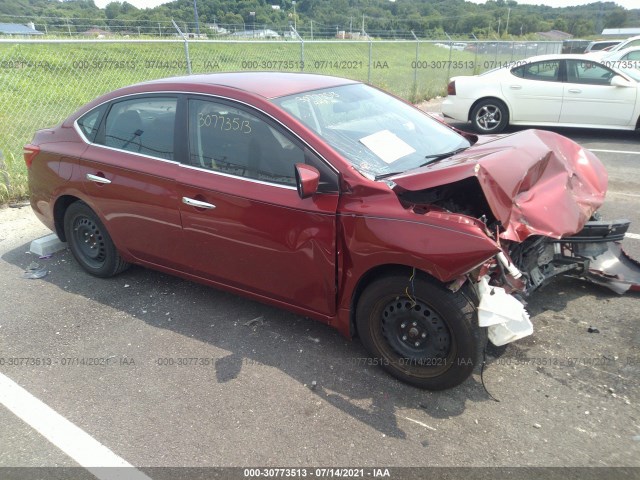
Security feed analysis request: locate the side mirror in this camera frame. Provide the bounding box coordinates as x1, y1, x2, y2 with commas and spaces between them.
294, 163, 320, 199
611, 75, 633, 88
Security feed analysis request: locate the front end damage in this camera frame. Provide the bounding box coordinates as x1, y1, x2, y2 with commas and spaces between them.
391, 129, 640, 346
475, 218, 639, 346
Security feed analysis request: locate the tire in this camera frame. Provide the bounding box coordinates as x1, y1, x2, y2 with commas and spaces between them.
470, 98, 509, 134
356, 274, 484, 390
63, 201, 130, 278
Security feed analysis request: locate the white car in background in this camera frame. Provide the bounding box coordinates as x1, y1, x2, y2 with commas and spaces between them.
586, 35, 640, 60
441, 54, 640, 133
602, 46, 640, 65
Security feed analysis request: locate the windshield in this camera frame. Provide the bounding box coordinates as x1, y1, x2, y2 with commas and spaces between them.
272, 83, 471, 179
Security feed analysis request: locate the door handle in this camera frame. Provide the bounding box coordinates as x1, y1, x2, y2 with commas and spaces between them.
568, 88, 582, 93
182, 197, 216, 209
86, 173, 111, 184
509, 85, 522, 90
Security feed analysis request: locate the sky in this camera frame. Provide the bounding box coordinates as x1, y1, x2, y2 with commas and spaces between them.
92, 0, 639, 10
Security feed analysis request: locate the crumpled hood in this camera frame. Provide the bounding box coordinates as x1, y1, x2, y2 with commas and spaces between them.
391, 129, 607, 242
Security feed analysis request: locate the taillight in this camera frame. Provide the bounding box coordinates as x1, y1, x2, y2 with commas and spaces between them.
447, 81, 456, 96
23, 145, 40, 169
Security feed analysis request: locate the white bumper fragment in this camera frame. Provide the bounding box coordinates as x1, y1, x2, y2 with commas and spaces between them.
477, 277, 533, 346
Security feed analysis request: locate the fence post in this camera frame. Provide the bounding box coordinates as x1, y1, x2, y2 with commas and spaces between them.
470, 34, 479, 74
172, 19, 192, 74
368, 39, 372, 84
411, 30, 419, 101
444, 32, 453, 85
290, 25, 304, 72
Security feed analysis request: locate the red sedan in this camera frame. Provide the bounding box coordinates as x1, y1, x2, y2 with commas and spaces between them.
25, 72, 639, 390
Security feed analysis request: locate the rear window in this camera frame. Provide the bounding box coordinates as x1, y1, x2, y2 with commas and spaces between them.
77, 106, 106, 143
511, 61, 559, 82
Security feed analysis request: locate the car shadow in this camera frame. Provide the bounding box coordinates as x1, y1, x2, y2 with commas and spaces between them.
4, 242, 636, 438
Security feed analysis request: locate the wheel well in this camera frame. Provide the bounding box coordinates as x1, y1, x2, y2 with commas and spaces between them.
53, 195, 81, 242
636, 114, 640, 130
349, 264, 437, 339
468, 97, 509, 122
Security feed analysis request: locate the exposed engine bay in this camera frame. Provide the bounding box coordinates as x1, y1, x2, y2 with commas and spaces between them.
396, 163, 640, 346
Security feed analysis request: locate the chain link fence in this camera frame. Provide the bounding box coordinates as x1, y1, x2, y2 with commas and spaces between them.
0, 38, 561, 202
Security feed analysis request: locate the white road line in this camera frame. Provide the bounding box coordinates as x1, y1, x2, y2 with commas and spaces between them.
589, 149, 640, 155
608, 191, 640, 198
0, 373, 152, 480
627, 233, 640, 241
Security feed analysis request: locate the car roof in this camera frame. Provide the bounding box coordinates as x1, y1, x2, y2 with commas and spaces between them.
522, 53, 605, 62
604, 46, 640, 57
588, 40, 619, 45
610, 35, 640, 51
137, 72, 358, 99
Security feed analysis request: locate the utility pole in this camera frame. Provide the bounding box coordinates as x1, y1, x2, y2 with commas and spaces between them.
292, 1, 297, 31
498, 18, 501, 37
193, 0, 200, 36
505, 8, 510, 36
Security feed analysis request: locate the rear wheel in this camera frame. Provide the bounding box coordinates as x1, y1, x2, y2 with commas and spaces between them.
64, 201, 130, 278
356, 274, 483, 390
470, 98, 509, 133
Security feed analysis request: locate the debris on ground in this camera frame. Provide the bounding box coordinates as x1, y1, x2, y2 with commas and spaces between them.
243, 316, 264, 327
22, 262, 48, 279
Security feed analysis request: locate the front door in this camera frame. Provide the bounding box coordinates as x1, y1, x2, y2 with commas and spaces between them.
176, 97, 340, 316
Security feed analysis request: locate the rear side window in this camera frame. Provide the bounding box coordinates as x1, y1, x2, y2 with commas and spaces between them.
623, 50, 640, 61
97, 97, 177, 161
511, 61, 560, 82
77, 106, 106, 143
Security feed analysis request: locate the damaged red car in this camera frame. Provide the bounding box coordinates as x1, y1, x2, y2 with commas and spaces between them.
25, 73, 640, 390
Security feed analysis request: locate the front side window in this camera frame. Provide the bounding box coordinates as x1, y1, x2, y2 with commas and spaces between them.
98, 97, 177, 160
511, 61, 560, 82
272, 84, 470, 179
188, 99, 303, 186
566, 60, 615, 85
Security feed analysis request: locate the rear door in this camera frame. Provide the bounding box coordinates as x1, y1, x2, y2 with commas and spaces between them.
76, 95, 184, 268
176, 97, 340, 316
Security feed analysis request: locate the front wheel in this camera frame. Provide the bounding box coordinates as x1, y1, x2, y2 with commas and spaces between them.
470, 98, 509, 133
64, 201, 130, 278
356, 274, 483, 390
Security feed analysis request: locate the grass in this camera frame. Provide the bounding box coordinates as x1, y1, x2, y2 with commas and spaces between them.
0, 39, 546, 204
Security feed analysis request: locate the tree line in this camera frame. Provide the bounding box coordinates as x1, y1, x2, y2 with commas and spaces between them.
1, 0, 639, 39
